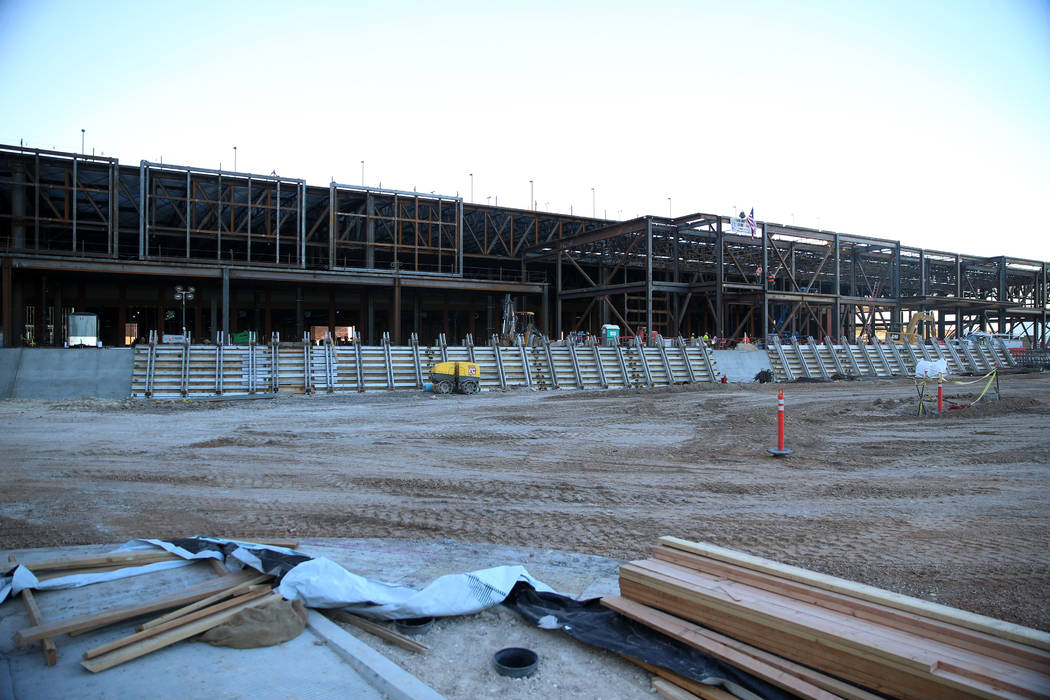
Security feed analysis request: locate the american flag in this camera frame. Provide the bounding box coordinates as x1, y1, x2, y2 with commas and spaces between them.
746, 208, 756, 235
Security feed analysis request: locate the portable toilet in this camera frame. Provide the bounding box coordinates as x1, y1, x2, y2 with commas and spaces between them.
600, 324, 620, 347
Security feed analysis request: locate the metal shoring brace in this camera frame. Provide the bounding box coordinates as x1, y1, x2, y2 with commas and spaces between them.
915, 377, 930, 416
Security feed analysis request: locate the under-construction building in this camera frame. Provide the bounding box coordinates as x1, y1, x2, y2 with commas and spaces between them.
1, 144, 1047, 348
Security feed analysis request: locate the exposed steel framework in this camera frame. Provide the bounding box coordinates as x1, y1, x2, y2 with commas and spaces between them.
1, 144, 1046, 348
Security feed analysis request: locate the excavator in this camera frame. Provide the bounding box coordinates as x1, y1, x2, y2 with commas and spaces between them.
895, 312, 935, 344
499, 294, 546, 346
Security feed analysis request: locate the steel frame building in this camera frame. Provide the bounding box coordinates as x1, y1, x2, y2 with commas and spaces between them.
1, 144, 1047, 348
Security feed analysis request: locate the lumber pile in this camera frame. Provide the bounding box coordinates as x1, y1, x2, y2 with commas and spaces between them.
604, 537, 1050, 700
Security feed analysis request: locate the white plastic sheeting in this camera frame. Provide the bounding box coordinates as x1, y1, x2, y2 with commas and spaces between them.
278, 557, 554, 619
915, 359, 949, 378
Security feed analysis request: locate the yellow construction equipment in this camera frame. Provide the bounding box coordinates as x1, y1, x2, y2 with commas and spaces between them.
499, 294, 546, 346
898, 312, 935, 344
430, 361, 481, 395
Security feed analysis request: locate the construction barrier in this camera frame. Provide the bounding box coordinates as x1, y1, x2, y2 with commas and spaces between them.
765, 335, 1016, 383
130, 332, 722, 399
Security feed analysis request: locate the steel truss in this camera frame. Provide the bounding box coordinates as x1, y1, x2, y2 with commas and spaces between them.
526, 215, 1048, 345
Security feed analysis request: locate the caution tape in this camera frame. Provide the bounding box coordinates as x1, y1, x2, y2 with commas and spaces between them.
913, 368, 998, 413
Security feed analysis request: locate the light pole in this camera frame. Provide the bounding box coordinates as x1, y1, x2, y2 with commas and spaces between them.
668, 197, 672, 217
592, 187, 595, 218
469, 173, 473, 202
486, 196, 491, 206
361, 161, 365, 186
529, 180, 534, 210
233, 146, 237, 172
174, 285, 196, 339
80, 129, 85, 155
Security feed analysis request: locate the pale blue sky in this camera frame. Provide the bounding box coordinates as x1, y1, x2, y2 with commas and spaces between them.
2, 0, 1048, 260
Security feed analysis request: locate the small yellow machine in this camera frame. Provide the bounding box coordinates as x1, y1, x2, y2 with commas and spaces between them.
897, 312, 935, 344
430, 361, 481, 395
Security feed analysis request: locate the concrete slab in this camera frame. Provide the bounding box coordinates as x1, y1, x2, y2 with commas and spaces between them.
0, 348, 133, 399
0, 349, 21, 399
309, 611, 443, 700
712, 348, 773, 383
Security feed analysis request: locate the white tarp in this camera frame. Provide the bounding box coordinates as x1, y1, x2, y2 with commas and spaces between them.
278, 557, 554, 619
915, 359, 948, 378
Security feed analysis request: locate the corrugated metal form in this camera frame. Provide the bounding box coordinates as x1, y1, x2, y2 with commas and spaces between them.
131, 336, 722, 398
766, 336, 1017, 383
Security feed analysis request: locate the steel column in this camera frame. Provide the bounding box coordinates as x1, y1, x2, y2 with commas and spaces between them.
1, 258, 11, 346
221, 267, 230, 340
716, 218, 724, 337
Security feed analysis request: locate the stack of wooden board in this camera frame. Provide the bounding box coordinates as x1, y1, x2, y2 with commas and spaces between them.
604, 537, 1050, 700
8, 543, 293, 671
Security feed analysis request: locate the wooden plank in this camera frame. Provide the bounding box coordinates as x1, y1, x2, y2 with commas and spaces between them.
652, 545, 1050, 673
325, 610, 430, 654
625, 559, 1048, 697
11, 550, 182, 573
626, 658, 737, 700
137, 575, 272, 630
37, 563, 136, 581
620, 565, 1046, 700
619, 578, 968, 700
658, 537, 1050, 652
14, 570, 258, 644
602, 595, 841, 700
652, 676, 707, 700
81, 592, 279, 672
611, 596, 882, 700
623, 655, 736, 700
20, 589, 57, 666
83, 587, 272, 660
217, 538, 299, 548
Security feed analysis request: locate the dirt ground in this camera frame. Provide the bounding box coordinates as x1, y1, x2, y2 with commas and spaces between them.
2, 372, 1049, 637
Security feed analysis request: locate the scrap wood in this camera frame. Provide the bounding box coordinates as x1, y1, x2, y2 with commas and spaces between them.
658, 536, 1050, 652
36, 562, 159, 582
20, 589, 57, 666
325, 610, 430, 654
83, 587, 272, 660
612, 598, 882, 700
623, 655, 737, 700
603, 596, 841, 700
652, 544, 1050, 673
9, 550, 182, 573
137, 574, 272, 630
218, 537, 300, 549
81, 591, 281, 673
652, 676, 706, 700
13, 570, 257, 645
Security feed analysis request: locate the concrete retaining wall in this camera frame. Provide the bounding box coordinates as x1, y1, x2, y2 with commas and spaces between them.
0, 348, 134, 399
711, 348, 774, 382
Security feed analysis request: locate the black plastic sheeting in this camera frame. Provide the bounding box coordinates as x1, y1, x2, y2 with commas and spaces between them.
503, 582, 790, 700
165, 538, 311, 580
